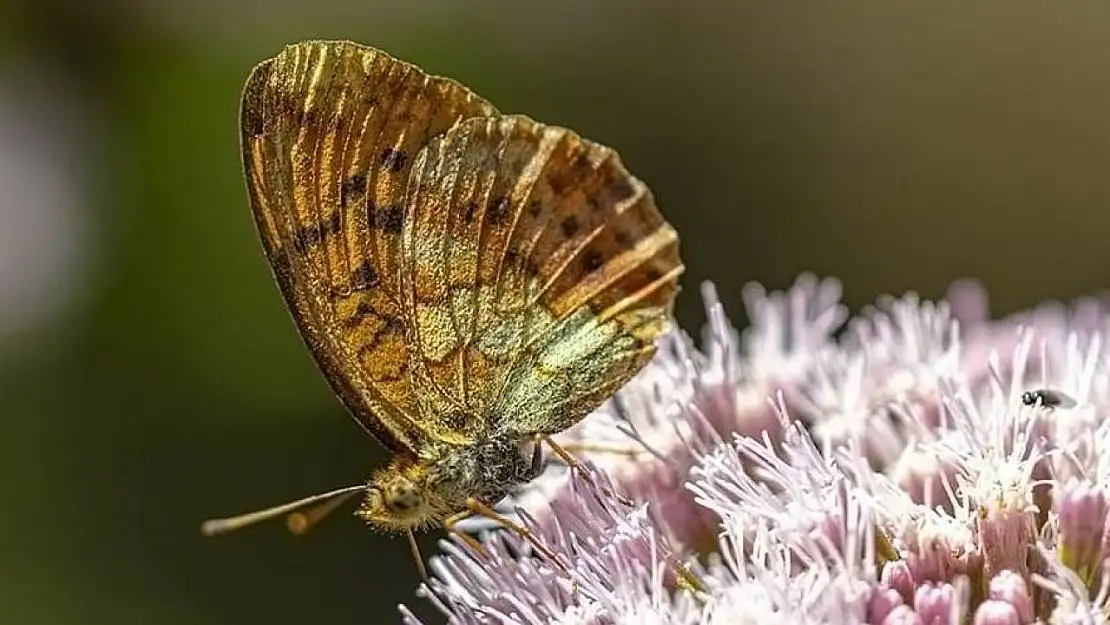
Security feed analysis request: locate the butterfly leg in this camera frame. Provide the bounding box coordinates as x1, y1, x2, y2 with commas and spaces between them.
444, 502, 568, 576
529, 439, 544, 476
441, 510, 489, 556
537, 439, 699, 595
538, 435, 634, 507
538, 434, 583, 468
458, 497, 572, 579
557, 442, 643, 459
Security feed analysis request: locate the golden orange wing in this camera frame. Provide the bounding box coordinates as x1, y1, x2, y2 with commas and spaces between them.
398, 115, 683, 442
240, 40, 498, 453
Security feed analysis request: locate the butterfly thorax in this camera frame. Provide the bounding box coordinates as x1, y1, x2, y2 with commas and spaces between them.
356, 434, 538, 532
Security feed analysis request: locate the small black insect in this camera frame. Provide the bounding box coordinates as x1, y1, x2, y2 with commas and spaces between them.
1020, 388, 1077, 409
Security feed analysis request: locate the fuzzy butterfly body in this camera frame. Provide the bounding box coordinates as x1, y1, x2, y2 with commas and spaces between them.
238, 40, 682, 532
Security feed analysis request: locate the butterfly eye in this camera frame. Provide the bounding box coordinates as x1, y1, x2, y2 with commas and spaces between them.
385, 479, 423, 513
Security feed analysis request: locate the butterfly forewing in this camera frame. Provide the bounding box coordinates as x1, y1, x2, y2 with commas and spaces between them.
399, 115, 682, 440
240, 40, 498, 453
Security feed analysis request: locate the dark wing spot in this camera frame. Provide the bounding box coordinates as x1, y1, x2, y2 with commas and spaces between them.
560, 216, 580, 238
379, 359, 409, 383
488, 197, 511, 225
360, 93, 381, 109
549, 152, 593, 195
326, 212, 342, 235
344, 301, 376, 329
549, 170, 575, 195
292, 209, 344, 253
341, 173, 366, 208
356, 317, 403, 359
370, 203, 405, 233
643, 268, 662, 282
527, 200, 543, 217
352, 260, 380, 291
462, 202, 479, 223
613, 229, 632, 246
582, 250, 604, 273
571, 151, 594, 173
380, 147, 408, 173
608, 176, 635, 202
292, 224, 323, 254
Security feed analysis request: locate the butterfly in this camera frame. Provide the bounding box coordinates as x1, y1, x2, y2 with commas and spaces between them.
202, 40, 683, 562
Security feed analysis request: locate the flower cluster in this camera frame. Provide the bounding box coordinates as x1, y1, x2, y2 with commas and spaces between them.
404, 274, 1110, 625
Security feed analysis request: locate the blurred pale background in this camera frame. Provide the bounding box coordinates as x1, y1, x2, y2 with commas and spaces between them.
3, 2, 1110, 624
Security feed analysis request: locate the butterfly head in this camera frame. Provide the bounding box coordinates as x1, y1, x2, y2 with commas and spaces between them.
357, 458, 443, 531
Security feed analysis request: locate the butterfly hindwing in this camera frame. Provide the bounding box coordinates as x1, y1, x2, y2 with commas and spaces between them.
399, 115, 682, 440
240, 40, 498, 452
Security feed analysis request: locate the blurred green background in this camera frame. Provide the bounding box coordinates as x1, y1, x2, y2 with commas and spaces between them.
3, 1, 1110, 624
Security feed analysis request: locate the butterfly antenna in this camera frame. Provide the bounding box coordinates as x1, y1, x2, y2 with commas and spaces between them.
201, 485, 366, 537
285, 487, 364, 535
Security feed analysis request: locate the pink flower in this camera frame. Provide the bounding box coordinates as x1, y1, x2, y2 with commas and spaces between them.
403, 275, 1110, 625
